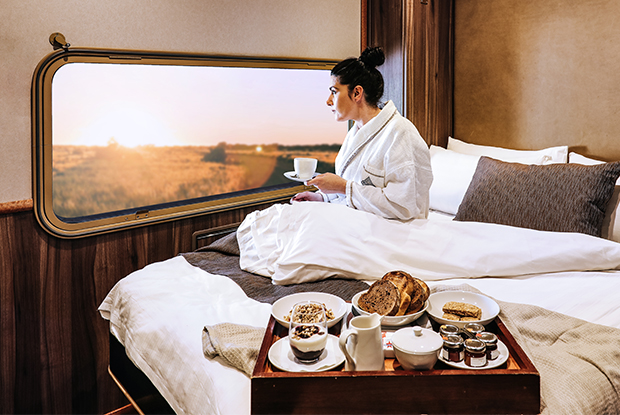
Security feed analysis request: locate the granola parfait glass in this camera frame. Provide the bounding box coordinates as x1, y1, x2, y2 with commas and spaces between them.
288, 301, 328, 364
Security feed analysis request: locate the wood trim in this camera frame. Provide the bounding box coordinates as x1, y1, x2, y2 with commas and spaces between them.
361, 0, 368, 52
0, 199, 33, 214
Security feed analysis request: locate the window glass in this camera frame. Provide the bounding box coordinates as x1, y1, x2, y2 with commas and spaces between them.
33, 50, 345, 237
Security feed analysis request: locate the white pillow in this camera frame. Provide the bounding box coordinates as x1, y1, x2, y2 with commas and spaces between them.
429, 146, 480, 216
448, 137, 568, 164
569, 152, 604, 165
569, 152, 620, 242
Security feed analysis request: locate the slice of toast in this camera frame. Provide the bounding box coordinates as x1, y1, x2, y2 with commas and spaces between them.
358, 280, 401, 316
405, 277, 430, 315
382, 271, 415, 316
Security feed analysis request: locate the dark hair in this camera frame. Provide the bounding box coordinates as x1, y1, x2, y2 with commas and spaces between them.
331, 46, 385, 107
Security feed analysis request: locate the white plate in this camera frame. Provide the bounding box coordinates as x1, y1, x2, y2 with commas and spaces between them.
268, 335, 345, 372
271, 292, 348, 329
284, 171, 319, 182
426, 291, 500, 329
438, 339, 509, 370
351, 290, 428, 327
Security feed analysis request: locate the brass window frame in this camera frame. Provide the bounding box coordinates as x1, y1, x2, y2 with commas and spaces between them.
32, 47, 337, 238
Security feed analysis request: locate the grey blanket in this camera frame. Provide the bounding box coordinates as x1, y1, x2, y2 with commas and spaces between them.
185, 233, 620, 415
182, 232, 369, 304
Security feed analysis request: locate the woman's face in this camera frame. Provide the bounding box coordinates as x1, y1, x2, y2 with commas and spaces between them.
326, 76, 356, 122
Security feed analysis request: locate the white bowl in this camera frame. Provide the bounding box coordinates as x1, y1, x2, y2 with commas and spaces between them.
392, 326, 443, 370
351, 290, 428, 327
426, 291, 500, 329
271, 292, 348, 328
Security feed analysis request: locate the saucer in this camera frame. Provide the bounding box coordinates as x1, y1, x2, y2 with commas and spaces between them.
438, 339, 509, 370
268, 334, 344, 372
284, 171, 319, 182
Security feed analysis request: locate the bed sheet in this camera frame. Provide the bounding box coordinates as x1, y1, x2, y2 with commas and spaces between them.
99, 254, 620, 415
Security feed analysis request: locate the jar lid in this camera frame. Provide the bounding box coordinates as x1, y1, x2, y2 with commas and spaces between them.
439, 324, 460, 337
464, 338, 486, 352
443, 334, 463, 347
464, 323, 485, 333
476, 332, 498, 345
392, 326, 443, 354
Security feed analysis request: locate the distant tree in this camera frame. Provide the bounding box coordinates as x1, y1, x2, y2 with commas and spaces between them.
202, 142, 227, 163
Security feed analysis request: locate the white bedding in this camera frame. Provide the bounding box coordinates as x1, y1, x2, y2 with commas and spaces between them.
99, 211, 620, 415
238, 202, 620, 284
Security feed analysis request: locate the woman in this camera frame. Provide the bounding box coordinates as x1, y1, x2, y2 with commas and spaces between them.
291, 46, 433, 220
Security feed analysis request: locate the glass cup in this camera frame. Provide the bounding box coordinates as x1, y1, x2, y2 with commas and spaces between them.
288, 301, 328, 364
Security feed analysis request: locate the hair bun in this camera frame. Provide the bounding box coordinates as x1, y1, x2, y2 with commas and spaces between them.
359, 46, 385, 69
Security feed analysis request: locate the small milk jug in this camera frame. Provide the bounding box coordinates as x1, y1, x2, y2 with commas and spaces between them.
338, 314, 384, 371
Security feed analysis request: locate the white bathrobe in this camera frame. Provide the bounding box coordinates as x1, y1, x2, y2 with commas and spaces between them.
321, 100, 433, 220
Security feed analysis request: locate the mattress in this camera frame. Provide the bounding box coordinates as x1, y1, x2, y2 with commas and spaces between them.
99, 210, 620, 414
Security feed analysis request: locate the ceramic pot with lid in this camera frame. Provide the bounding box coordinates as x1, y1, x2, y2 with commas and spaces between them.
391, 326, 443, 370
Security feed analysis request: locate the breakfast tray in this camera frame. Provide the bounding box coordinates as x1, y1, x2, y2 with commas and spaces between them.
251, 314, 540, 414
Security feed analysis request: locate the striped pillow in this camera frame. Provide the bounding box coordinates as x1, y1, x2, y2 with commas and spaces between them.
454, 156, 620, 237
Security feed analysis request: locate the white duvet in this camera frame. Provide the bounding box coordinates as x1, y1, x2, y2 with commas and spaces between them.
238, 202, 620, 284
99, 208, 620, 415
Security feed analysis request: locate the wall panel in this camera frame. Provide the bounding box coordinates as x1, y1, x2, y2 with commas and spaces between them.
454, 0, 620, 160
0, 203, 275, 414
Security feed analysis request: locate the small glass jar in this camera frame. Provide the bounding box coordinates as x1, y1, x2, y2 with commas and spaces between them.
439, 324, 460, 340
476, 332, 499, 360
441, 334, 464, 363
463, 322, 485, 338
464, 338, 487, 367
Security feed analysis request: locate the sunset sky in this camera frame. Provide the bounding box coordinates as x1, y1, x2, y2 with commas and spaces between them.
52, 62, 347, 148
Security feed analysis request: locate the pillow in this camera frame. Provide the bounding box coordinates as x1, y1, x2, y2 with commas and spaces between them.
568, 152, 604, 166
454, 156, 620, 237
569, 152, 620, 242
428, 146, 481, 215
448, 137, 568, 164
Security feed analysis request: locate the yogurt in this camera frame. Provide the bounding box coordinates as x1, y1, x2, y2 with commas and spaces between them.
289, 324, 327, 362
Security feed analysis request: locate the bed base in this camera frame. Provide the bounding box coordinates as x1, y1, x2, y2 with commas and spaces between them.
108, 333, 175, 415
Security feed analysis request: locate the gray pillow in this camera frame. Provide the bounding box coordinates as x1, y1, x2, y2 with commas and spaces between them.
454, 156, 620, 237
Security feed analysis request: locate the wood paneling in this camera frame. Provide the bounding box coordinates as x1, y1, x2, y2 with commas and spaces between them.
367, 0, 453, 147
0, 203, 273, 414
367, 0, 405, 113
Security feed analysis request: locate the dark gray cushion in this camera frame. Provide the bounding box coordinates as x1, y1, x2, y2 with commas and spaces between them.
454, 156, 620, 237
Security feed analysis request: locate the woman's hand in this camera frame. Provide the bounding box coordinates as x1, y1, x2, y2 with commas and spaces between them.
290, 191, 324, 203
307, 173, 347, 194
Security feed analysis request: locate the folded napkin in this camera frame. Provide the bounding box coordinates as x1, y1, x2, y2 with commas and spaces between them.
202, 323, 266, 377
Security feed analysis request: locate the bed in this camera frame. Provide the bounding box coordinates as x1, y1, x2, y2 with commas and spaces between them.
99, 138, 620, 415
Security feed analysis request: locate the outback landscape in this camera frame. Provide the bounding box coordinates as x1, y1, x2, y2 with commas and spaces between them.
52, 142, 338, 218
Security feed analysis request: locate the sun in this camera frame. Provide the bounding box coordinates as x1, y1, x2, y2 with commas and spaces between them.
76, 106, 179, 147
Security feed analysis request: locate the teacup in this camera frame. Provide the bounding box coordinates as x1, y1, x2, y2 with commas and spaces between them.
294, 158, 317, 181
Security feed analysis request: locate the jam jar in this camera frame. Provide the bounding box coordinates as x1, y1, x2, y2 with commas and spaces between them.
463, 322, 485, 338
441, 334, 464, 363
439, 324, 460, 340
476, 332, 499, 360
464, 338, 487, 367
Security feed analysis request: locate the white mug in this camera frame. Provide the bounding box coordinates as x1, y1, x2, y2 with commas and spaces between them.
294, 157, 317, 180
338, 314, 384, 371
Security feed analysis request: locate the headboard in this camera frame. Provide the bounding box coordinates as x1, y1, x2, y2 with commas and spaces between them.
453, 0, 620, 161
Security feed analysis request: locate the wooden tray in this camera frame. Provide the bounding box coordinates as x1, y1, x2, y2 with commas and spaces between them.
251, 314, 540, 414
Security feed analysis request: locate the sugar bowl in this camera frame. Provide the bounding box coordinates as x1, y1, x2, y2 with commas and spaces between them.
391, 326, 443, 370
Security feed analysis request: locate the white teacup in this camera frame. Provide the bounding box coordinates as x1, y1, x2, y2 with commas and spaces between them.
294, 158, 317, 181
338, 314, 384, 371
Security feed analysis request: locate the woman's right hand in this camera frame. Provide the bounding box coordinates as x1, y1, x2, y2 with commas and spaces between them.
290, 191, 324, 203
